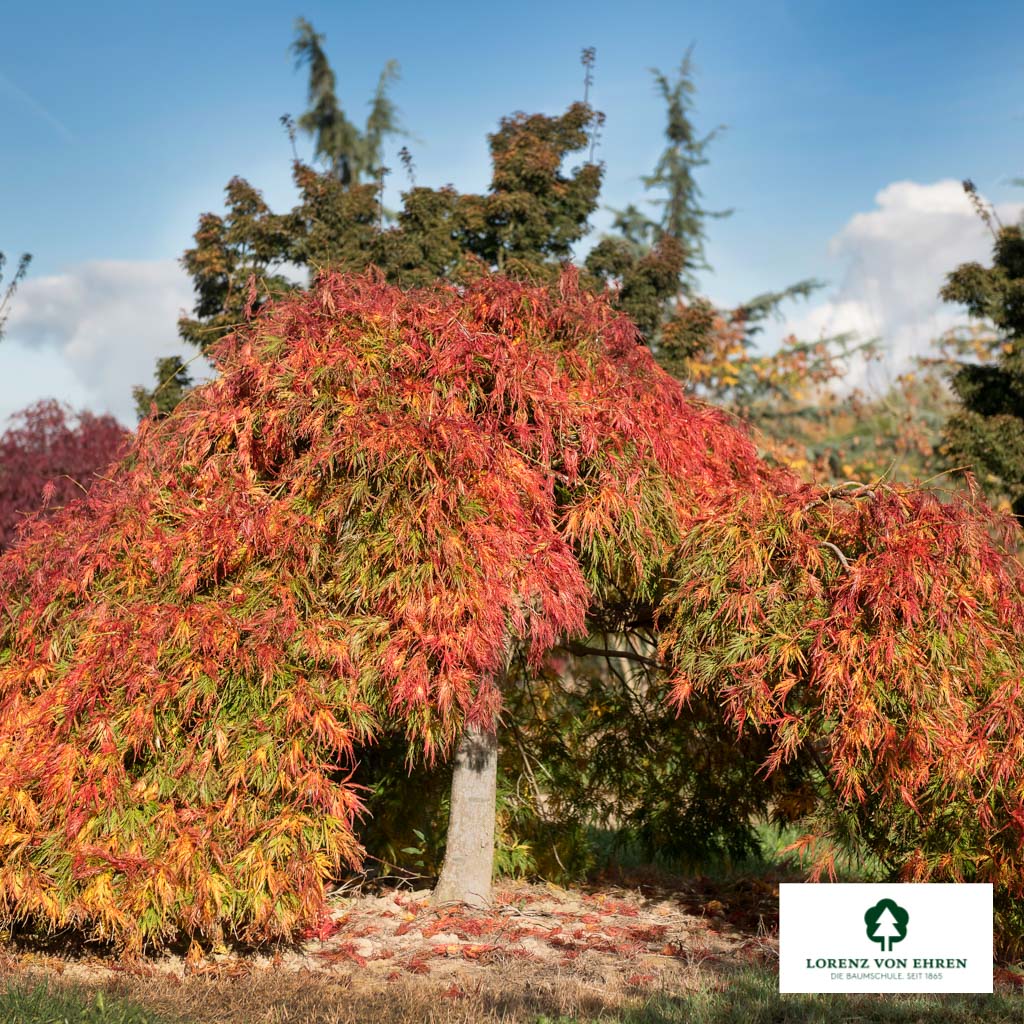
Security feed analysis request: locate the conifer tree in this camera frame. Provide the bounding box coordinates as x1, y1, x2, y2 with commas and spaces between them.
290, 18, 401, 188
941, 180, 1024, 517
582, 58, 824, 383
607, 50, 730, 295
585, 60, 886, 490
132, 356, 195, 420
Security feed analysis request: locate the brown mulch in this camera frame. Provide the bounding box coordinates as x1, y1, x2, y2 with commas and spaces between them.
0, 878, 781, 1021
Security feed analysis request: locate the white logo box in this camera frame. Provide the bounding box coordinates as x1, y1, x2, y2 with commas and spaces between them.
779, 883, 992, 993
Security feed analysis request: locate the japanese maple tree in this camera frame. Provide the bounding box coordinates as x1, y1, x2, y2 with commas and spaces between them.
2, 270, 1024, 953
0, 400, 129, 550
660, 475, 1024, 949
0, 270, 757, 950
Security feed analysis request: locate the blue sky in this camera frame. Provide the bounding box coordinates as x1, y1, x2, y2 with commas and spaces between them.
2, 0, 1023, 423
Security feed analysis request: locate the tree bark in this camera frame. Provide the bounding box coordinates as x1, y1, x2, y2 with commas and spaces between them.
432, 723, 498, 907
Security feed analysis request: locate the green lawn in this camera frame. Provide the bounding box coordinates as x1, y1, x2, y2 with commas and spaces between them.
0, 982, 173, 1024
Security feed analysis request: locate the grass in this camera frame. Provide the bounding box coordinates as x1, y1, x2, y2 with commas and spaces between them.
751, 821, 890, 882
3, 964, 1017, 1024
0, 980, 173, 1023
605, 967, 1024, 1023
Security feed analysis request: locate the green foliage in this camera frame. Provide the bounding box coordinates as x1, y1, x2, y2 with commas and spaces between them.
177, 177, 300, 353
639, 51, 731, 291
0, 983, 170, 1024
941, 184, 1024, 517
585, 234, 687, 342
582, 54, 724, 341
176, 91, 603, 366
500, 644, 800, 872
132, 357, 195, 421
290, 18, 401, 187
477, 104, 602, 271
605, 968, 1023, 1024
579, 56, 834, 443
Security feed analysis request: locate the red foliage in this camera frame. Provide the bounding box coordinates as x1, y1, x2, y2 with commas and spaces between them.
0, 270, 758, 949
661, 476, 1024, 945
9, 268, 1022, 951
0, 400, 129, 549
626, 972, 656, 986
300, 911, 344, 943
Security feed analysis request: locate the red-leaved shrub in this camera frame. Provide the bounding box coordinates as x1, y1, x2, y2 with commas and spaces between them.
2, 270, 1023, 952
0, 400, 129, 549
661, 479, 1024, 951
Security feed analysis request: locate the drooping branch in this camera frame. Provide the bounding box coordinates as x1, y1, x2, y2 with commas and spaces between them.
819, 541, 851, 571
563, 641, 660, 668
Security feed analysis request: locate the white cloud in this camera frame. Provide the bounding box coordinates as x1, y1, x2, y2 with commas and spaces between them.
3, 260, 211, 426
787, 179, 1024, 391
3, 183, 1021, 428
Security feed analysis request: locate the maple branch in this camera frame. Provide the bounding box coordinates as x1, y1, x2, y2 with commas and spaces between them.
597, 642, 659, 743
563, 642, 659, 668
622, 628, 656, 667
806, 481, 877, 513
820, 541, 851, 571
507, 715, 546, 814
804, 743, 899, 879
832, 484, 876, 502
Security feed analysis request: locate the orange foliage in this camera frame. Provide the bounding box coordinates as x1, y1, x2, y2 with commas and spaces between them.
0, 270, 757, 949
3, 267, 1024, 951
661, 475, 1024, 944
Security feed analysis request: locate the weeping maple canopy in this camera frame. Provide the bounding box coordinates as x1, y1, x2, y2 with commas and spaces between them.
0, 271, 758, 949
660, 477, 1024, 949
4, 269, 1024, 953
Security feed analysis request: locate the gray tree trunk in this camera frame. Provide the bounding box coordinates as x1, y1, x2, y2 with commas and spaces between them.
432, 723, 498, 907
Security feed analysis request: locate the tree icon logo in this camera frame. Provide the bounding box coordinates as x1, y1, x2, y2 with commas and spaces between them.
864, 898, 909, 952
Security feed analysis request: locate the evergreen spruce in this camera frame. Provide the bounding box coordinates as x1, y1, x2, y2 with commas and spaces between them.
290, 18, 401, 188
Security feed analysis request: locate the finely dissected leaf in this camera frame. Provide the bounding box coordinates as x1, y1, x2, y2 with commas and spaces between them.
0, 270, 757, 950
660, 475, 1024, 949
